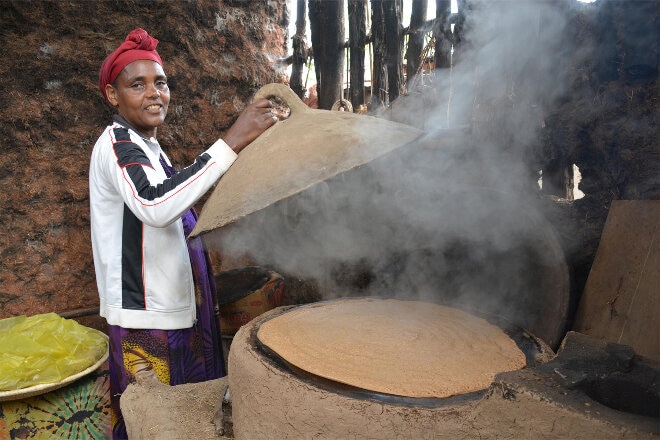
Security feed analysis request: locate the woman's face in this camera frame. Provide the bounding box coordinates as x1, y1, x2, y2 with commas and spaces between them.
105, 60, 170, 139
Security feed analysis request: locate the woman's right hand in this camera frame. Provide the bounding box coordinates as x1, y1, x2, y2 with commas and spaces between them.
222, 98, 278, 153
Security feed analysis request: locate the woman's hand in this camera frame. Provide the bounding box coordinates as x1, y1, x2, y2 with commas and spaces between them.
222, 98, 278, 153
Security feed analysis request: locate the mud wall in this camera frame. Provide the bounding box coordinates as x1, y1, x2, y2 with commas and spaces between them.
543, 0, 658, 326
0, 0, 287, 327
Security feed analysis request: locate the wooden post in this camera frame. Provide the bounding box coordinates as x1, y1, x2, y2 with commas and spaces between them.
348, 0, 367, 110
406, 0, 428, 90
370, 0, 403, 109
371, 0, 385, 109
309, 0, 345, 110
454, 0, 467, 47
542, 163, 575, 200
385, 0, 403, 103
434, 0, 451, 68
290, 0, 308, 99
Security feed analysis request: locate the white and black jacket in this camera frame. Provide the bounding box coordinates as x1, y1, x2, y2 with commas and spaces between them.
89, 116, 237, 330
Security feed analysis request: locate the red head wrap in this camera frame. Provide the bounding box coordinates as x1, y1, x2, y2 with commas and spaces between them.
98, 28, 163, 103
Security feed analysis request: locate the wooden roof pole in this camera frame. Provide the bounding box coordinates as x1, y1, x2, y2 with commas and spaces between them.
348, 0, 367, 110
309, 0, 345, 110
290, 0, 308, 99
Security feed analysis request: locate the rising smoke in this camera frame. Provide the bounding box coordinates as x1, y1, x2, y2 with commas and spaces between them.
204, 0, 578, 346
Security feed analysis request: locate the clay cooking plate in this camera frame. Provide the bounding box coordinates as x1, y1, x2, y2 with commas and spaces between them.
256, 298, 529, 400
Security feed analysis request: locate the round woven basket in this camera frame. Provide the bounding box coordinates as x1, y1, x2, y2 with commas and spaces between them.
0, 330, 109, 402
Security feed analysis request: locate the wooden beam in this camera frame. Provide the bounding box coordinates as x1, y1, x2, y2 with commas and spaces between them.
406, 0, 428, 90
370, 0, 403, 109
348, 0, 367, 109
434, 0, 451, 68
309, 0, 345, 109
290, 0, 308, 99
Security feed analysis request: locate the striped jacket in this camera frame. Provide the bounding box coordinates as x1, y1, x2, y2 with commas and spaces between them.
89, 116, 237, 329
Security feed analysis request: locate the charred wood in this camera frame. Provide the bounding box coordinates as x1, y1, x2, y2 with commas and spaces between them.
309, 0, 345, 109
348, 0, 367, 109
406, 0, 428, 90
290, 0, 308, 99
370, 0, 404, 109
434, 0, 451, 68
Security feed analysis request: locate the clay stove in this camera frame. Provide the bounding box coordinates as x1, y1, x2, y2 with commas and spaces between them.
228, 307, 658, 439
224, 201, 659, 439
188, 85, 658, 438
227, 300, 539, 439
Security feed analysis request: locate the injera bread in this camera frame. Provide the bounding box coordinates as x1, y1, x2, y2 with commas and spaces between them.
256, 298, 526, 398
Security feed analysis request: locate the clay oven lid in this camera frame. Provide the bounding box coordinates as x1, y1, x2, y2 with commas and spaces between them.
189, 83, 424, 238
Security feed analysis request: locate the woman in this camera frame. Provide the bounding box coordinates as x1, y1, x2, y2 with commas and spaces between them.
89, 28, 276, 438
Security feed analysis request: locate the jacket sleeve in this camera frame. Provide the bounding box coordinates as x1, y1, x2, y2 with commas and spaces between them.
105, 129, 237, 228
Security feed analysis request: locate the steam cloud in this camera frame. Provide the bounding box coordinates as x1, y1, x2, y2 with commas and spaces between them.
203, 0, 577, 346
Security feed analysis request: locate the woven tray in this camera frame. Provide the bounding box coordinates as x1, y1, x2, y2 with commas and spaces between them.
0, 331, 109, 402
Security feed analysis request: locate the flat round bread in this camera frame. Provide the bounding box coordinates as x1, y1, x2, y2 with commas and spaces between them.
256, 298, 526, 398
